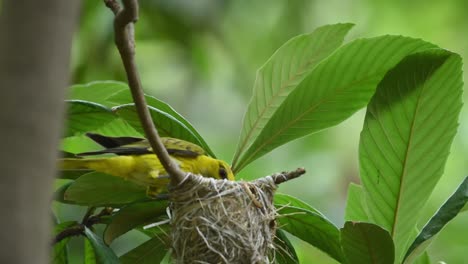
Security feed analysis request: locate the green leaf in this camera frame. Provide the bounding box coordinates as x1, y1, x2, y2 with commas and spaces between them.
114, 104, 214, 156
65, 100, 116, 137
233, 35, 436, 172
69, 81, 215, 156
104, 200, 169, 245
93, 118, 142, 138
64, 172, 147, 206
53, 181, 76, 204
345, 183, 369, 222
274, 229, 299, 264
106, 89, 215, 156
274, 193, 322, 215
159, 252, 172, 264
340, 221, 395, 264
359, 50, 463, 261
84, 238, 97, 264
404, 177, 468, 263
52, 221, 77, 264
69, 81, 128, 106
59, 170, 93, 180
276, 206, 343, 262
413, 251, 431, 264
111, 90, 211, 148
120, 226, 170, 264
461, 203, 468, 213
84, 227, 120, 264
232, 23, 354, 168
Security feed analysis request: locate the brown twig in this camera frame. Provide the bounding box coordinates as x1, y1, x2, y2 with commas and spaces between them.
52, 225, 84, 245
104, 0, 185, 184
272, 168, 306, 185
52, 207, 114, 245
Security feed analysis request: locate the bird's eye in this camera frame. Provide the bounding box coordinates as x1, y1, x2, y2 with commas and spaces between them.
219, 166, 228, 179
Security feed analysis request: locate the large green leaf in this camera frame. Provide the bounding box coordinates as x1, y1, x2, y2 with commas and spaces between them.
276, 206, 343, 262
114, 104, 214, 156
64, 172, 147, 206
344, 183, 369, 222
68, 81, 128, 106
274, 229, 299, 264
359, 50, 463, 261
120, 224, 171, 264
64, 100, 116, 137
232, 23, 354, 169
104, 200, 169, 245
404, 176, 468, 263
84, 227, 119, 264
340, 221, 395, 264
233, 36, 437, 172
106, 88, 215, 156
69, 81, 215, 156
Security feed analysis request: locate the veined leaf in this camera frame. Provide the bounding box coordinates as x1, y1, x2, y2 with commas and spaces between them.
69, 81, 128, 106
276, 206, 343, 262
233, 35, 437, 172
404, 176, 468, 263
84, 227, 119, 264
69, 81, 215, 156
65, 100, 116, 137
104, 200, 169, 245
340, 221, 395, 264
232, 23, 354, 169
93, 118, 142, 137
64, 172, 147, 206
274, 229, 299, 264
345, 183, 369, 222
359, 51, 463, 261
114, 104, 215, 156
109, 91, 216, 157
120, 225, 171, 264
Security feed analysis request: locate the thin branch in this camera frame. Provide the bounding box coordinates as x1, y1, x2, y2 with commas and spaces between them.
272, 168, 306, 185
52, 207, 114, 245
104, 0, 185, 184
52, 225, 84, 245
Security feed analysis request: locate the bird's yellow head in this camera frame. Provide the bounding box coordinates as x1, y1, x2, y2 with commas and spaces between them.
198, 156, 235, 181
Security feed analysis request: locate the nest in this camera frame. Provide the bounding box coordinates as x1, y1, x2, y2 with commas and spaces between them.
169, 173, 279, 264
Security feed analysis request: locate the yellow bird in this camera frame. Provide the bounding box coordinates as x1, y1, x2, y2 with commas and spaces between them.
60, 133, 235, 197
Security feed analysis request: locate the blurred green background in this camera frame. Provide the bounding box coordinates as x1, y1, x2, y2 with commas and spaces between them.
61, 0, 468, 263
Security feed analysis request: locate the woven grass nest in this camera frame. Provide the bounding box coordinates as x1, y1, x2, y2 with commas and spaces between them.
169, 170, 304, 264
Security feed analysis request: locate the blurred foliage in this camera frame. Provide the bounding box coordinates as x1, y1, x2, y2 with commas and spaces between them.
55, 0, 468, 263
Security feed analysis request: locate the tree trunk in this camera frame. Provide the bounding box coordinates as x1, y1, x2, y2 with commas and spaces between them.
0, 1, 80, 263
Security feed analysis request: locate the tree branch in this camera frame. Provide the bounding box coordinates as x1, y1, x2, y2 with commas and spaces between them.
52, 225, 84, 245
53, 207, 113, 245
271, 167, 306, 185
104, 0, 186, 184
